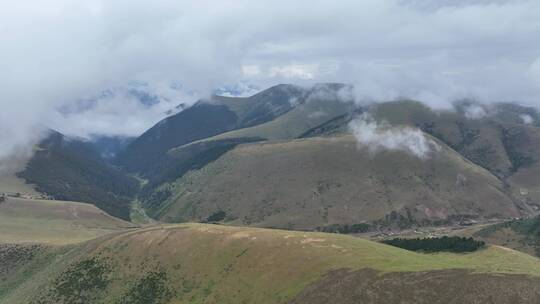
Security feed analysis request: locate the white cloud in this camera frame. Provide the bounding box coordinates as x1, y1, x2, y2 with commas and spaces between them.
349, 113, 440, 159
464, 104, 488, 120
1, 0, 540, 163
241, 65, 262, 77
520, 114, 533, 125
48, 84, 194, 138
268, 65, 318, 80
214, 82, 261, 97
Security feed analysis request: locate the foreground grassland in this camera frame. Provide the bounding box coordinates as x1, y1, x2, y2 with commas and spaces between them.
0, 197, 136, 244
3, 223, 540, 304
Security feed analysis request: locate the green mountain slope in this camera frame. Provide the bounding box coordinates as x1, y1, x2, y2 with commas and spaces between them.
373, 100, 514, 177
503, 125, 540, 211
133, 84, 356, 212
116, 102, 240, 175
195, 83, 354, 142
2, 224, 540, 304
475, 216, 540, 257
17, 131, 139, 220
372, 100, 540, 213
152, 135, 519, 230
117, 84, 305, 175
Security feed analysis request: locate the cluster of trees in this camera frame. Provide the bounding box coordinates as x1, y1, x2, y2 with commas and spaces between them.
382, 236, 485, 253
204, 210, 227, 223
316, 223, 371, 234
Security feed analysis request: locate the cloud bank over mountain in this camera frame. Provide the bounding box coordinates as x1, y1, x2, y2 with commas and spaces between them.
1, 0, 540, 162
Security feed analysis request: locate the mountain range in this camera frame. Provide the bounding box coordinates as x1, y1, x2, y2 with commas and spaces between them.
13, 83, 540, 230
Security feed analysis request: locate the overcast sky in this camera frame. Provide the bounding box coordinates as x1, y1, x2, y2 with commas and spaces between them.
1, 0, 540, 162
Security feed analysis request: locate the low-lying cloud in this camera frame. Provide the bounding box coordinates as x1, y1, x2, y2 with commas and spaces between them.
1, 0, 540, 167
520, 114, 534, 125
349, 114, 440, 159
463, 104, 488, 120
48, 83, 195, 138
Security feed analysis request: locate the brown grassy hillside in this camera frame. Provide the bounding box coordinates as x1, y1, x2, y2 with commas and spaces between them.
373, 100, 540, 214
155, 135, 519, 230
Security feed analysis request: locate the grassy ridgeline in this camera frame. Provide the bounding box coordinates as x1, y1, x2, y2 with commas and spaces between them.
2, 224, 540, 304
